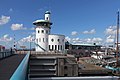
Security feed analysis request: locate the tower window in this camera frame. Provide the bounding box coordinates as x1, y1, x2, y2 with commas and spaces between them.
36, 39, 38, 43
46, 30, 48, 34
61, 45, 62, 50
39, 38, 41, 42
62, 39, 64, 42
46, 17, 48, 20
43, 38, 44, 42
46, 38, 48, 42
51, 39, 54, 42
41, 30, 44, 33
38, 30, 40, 33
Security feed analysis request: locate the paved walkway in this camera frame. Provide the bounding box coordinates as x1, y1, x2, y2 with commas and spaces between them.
0, 54, 26, 80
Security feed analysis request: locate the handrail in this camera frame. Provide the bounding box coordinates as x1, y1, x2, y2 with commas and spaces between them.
35, 43, 46, 51
0, 51, 14, 59
10, 52, 30, 80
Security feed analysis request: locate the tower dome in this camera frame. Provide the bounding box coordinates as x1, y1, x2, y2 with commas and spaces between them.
45, 11, 51, 14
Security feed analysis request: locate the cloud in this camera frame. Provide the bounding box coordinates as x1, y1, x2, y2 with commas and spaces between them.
65, 37, 82, 43
105, 35, 115, 43
72, 38, 82, 43
0, 34, 13, 42
104, 26, 117, 43
92, 37, 103, 43
9, 8, 13, 12
11, 24, 27, 30
105, 26, 116, 35
71, 31, 78, 36
83, 29, 96, 34
65, 36, 102, 45
84, 37, 103, 44
30, 27, 35, 30
0, 15, 10, 25
19, 35, 35, 43
65, 36, 71, 42
106, 38, 114, 43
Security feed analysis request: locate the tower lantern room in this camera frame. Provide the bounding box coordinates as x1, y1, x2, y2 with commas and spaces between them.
45, 11, 51, 21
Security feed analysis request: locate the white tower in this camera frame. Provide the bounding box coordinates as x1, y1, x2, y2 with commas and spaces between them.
33, 11, 52, 52
45, 11, 51, 21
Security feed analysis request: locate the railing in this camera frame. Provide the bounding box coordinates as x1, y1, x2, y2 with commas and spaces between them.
0, 51, 14, 59
30, 76, 119, 80
10, 52, 30, 80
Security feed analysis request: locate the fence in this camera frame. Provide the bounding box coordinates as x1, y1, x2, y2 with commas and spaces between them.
0, 50, 14, 59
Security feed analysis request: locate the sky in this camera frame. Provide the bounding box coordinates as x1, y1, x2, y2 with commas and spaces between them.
0, 0, 120, 49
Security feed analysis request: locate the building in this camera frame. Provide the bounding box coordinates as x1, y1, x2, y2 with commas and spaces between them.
33, 11, 65, 52
0, 45, 5, 52
66, 43, 102, 57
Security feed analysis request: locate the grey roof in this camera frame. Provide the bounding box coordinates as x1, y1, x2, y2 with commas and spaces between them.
45, 11, 51, 14
33, 19, 52, 25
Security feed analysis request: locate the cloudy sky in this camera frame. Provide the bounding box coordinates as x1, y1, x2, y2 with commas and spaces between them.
0, 0, 120, 48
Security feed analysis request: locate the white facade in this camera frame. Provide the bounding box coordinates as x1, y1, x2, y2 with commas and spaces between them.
48, 34, 65, 52
33, 11, 65, 52
35, 26, 50, 52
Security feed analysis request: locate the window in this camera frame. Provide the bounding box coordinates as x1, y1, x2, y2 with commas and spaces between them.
62, 39, 64, 42
58, 45, 60, 50
36, 39, 38, 43
38, 30, 40, 33
47, 17, 48, 20
39, 38, 41, 42
58, 39, 60, 42
55, 45, 57, 50
51, 39, 54, 42
52, 45, 54, 50
46, 38, 48, 42
43, 38, 44, 42
46, 30, 48, 34
41, 30, 44, 33
49, 45, 50, 50
61, 45, 62, 50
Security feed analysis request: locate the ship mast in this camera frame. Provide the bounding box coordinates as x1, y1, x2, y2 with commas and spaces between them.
116, 10, 119, 67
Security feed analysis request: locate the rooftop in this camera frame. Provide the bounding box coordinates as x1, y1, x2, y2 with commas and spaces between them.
33, 19, 52, 25
72, 43, 102, 46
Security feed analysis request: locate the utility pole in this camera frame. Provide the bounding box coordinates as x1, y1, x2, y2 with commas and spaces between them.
116, 10, 119, 67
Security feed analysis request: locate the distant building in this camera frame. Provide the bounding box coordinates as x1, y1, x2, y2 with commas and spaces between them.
66, 43, 102, 57
33, 11, 65, 52
0, 45, 5, 51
